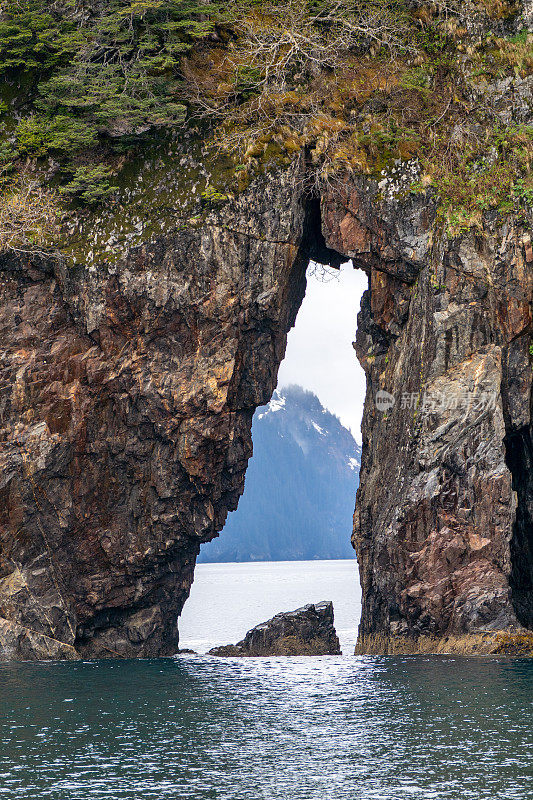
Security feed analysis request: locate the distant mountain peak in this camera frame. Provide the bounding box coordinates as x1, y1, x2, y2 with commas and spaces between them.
199, 385, 361, 563
257, 388, 286, 419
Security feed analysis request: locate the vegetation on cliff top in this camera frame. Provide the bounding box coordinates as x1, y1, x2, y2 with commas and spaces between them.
184, 0, 532, 232
0, 0, 531, 252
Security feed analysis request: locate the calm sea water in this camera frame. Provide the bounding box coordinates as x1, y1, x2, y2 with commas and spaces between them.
1, 561, 532, 800
179, 559, 362, 654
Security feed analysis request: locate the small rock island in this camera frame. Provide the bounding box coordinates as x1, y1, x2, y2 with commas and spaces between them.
209, 602, 341, 657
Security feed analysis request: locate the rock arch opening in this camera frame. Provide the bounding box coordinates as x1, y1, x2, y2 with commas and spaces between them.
179, 254, 368, 653
2, 159, 531, 661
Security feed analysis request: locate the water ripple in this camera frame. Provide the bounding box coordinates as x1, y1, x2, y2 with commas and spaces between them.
0, 656, 532, 799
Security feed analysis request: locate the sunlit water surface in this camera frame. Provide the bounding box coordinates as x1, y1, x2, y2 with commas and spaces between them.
1, 561, 532, 799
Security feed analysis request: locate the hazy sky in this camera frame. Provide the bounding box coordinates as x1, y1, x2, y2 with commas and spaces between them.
277, 263, 368, 442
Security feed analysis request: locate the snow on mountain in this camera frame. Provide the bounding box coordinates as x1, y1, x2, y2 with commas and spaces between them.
199, 385, 361, 563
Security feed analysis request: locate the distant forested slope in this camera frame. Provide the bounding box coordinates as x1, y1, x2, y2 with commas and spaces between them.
199, 386, 360, 562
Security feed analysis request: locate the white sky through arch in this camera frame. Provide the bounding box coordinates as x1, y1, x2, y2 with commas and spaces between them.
277, 262, 368, 444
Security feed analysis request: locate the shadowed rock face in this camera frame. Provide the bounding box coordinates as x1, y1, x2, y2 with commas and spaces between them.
208, 602, 341, 657
1, 147, 533, 659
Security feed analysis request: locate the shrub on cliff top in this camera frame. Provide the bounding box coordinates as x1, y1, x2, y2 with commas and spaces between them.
0, 0, 226, 142
0, 0, 530, 249
59, 165, 115, 205
0, 0, 230, 230
0, 175, 60, 253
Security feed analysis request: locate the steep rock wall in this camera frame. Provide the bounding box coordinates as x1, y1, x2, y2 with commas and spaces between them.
0, 161, 328, 659
1, 150, 533, 658
322, 179, 533, 654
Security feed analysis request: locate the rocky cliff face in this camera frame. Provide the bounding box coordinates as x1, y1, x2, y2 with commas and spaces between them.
324, 176, 533, 655
1, 70, 533, 658
0, 161, 333, 659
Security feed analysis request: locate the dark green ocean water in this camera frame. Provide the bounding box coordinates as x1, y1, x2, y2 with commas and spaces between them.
1, 655, 532, 799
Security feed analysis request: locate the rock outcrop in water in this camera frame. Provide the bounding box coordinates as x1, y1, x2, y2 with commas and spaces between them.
340, 182, 533, 656
209, 602, 341, 657
0, 166, 318, 660
1, 3, 533, 661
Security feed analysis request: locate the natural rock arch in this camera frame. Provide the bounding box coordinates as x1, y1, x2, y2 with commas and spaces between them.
0, 157, 532, 660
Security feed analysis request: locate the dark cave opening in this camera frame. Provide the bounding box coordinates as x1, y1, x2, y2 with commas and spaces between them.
305, 194, 348, 270
505, 425, 533, 629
